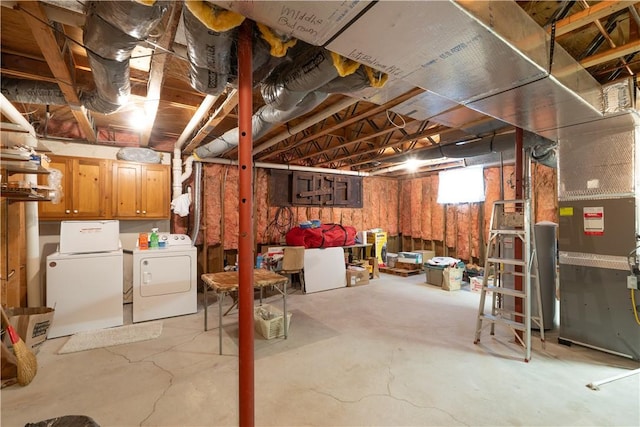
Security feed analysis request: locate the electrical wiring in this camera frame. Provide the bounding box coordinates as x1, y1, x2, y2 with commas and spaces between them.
626, 245, 640, 326
266, 206, 294, 243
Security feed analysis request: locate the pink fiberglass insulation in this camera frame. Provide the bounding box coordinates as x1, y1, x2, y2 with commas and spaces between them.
430, 174, 444, 241
533, 164, 558, 223
296, 207, 308, 225
320, 207, 333, 224
421, 177, 431, 240
456, 203, 471, 260
470, 203, 481, 258
351, 207, 364, 232
255, 169, 269, 244
308, 207, 321, 223
341, 208, 353, 228
386, 178, 399, 236
362, 178, 378, 230
445, 205, 456, 248
411, 179, 422, 238
223, 166, 239, 250
401, 180, 412, 236
203, 164, 223, 246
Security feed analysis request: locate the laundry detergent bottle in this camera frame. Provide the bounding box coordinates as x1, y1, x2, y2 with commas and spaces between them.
150, 228, 159, 248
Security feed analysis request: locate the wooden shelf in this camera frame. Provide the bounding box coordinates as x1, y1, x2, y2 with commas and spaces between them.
1, 191, 51, 201
1, 160, 49, 175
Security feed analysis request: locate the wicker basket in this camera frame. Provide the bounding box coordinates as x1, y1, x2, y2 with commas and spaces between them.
254, 304, 292, 340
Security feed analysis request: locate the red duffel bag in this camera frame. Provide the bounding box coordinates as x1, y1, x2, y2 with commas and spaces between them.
286, 223, 356, 248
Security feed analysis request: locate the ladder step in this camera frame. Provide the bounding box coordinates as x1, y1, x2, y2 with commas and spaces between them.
486, 286, 526, 298
486, 257, 526, 266
479, 314, 526, 331
489, 229, 525, 235
494, 270, 537, 279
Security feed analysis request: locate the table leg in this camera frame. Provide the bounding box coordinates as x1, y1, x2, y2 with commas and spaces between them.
204, 284, 208, 331
219, 291, 223, 355
283, 279, 288, 339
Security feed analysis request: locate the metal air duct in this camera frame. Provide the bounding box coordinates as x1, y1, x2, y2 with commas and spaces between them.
81, 0, 169, 113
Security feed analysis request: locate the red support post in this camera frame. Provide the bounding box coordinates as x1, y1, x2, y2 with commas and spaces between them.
238, 20, 255, 427
514, 127, 524, 339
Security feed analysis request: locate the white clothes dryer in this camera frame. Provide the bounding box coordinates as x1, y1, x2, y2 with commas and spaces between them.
132, 234, 197, 323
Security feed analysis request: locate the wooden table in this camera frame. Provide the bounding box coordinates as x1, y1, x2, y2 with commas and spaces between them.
201, 269, 289, 354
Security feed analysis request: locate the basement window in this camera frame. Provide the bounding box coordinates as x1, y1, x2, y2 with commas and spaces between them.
437, 166, 485, 204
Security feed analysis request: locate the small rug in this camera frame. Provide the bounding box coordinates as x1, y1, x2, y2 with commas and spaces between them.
58, 321, 163, 354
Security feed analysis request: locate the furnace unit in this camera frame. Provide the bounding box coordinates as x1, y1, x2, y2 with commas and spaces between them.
557, 113, 640, 360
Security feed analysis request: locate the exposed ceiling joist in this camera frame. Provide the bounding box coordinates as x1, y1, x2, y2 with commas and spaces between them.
552, 0, 638, 36
17, 0, 96, 142
580, 39, 640, 68
140, 1, 182, 147
183, 89, 239, 153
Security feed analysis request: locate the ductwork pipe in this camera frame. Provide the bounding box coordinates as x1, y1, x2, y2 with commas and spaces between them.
404, 131, 557, 167
82, 1, 169, 114
252, 96, 358, 155
194, 91, 328, 159
182, 4, 235, 95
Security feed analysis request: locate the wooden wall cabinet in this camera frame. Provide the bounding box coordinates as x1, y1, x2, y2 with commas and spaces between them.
111, 161, 170, 219
38, 156, 111, 220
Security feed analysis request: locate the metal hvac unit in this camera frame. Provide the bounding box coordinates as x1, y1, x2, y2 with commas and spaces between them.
557, 112, 640, 360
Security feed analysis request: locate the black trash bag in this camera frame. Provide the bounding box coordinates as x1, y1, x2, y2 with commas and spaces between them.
25, 415, 100, 427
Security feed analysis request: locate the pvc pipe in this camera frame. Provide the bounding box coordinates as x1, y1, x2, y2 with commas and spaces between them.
25, 175, 41, 307
176, 96, 219, 150
237, 20, 255, 427
181, 155, 194, 184
198, 157, 369, 176
1, 94, 42, 306
172, 148, 182, 201
0, 93, 36, 136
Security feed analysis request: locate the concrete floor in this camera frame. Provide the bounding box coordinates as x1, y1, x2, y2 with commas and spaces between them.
2, 273, 639, 426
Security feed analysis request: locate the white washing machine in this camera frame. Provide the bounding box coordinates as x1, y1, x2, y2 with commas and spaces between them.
133, 234, 197, 323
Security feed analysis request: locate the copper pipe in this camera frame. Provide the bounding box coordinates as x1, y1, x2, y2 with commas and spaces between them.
238, 19, 255, 427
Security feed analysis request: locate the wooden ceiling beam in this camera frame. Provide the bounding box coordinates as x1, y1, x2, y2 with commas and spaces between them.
552, 0, 638, 37
580, 39, 640, 68
140, 1, 182, 147
183, 89, 239, 153
256, 87, 425, 161
17, 1, 96, 142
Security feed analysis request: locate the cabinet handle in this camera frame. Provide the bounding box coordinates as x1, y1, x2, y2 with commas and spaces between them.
73, 209, 78, 214
65, 209, 71, 214
136, 210, 140, 214
142, 210, 146, 214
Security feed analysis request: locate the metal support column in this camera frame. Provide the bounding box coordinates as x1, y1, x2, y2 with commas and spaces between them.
238, 20, 255, 427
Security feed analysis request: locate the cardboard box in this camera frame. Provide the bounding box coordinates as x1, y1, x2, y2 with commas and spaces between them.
470, 276, 494, 293
4, 307, 55, 353
346, 269, 370, 286
442, 267, 464, 291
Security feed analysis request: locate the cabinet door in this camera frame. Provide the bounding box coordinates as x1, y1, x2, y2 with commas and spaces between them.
112, 162, 142, 218
38, 156, 71, 219
141, 164, 170, 218
73, 158, 109, 218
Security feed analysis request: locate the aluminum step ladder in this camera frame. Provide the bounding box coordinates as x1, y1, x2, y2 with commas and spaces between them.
473, 199, 545, 362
